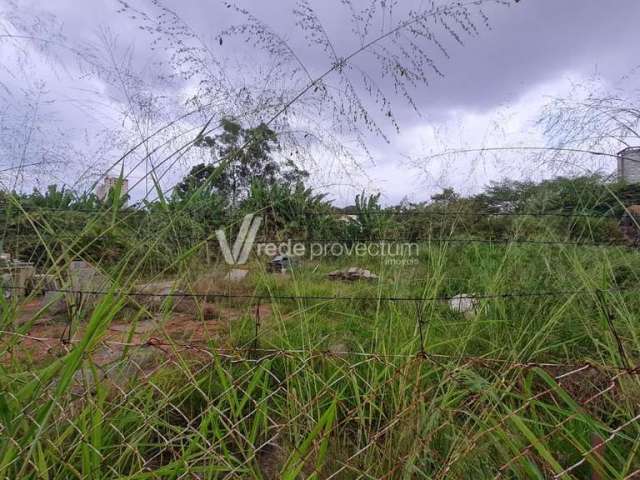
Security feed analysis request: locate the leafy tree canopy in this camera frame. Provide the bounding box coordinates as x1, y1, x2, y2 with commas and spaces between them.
175, 118, 308, 206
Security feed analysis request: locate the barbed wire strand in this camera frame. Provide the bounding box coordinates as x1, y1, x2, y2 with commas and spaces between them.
3, 284, 636, 303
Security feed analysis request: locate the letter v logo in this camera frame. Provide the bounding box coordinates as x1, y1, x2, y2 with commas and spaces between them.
216, 214, 262, 265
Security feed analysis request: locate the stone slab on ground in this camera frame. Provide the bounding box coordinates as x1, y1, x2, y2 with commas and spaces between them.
42, 291, 66, 315
1, 273, 12, 299
30, 274, 60, 295
327, 267, 378, 281
66, 260, 111, 311
0, 263, 36, 298
133, 280, 221, 316
448, 293, 479, 318
267, 256, 292, 274
224, 269, 249, 282
69, 261, 109, 292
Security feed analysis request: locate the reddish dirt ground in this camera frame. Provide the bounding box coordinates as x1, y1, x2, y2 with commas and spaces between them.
2, 296, 272, 368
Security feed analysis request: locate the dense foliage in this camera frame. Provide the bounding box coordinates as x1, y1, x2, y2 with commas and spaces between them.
2, 168, 638, 271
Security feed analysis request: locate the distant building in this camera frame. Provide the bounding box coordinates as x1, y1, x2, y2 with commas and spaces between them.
96, 176, 129, 202
617, 147, 640, 183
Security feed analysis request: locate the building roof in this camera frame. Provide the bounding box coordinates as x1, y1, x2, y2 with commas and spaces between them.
618, 146, 640, 156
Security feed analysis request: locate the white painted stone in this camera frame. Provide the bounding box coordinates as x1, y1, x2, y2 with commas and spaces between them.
327, 267, 378, 281
448, 293, 479, 317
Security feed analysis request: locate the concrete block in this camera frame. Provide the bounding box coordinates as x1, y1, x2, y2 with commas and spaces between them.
67, 261, 110, 310
224, 269, 249, 282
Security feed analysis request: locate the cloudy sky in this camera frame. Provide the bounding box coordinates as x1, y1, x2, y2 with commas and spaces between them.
1, 0, 639, 205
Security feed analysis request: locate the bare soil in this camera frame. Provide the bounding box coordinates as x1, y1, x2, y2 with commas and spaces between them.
2, 296, 272, 369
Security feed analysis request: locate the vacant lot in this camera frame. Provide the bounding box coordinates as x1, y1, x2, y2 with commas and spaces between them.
2, 241, 640, 478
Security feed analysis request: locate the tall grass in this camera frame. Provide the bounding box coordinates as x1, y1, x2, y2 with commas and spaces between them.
1, 201, 640, 478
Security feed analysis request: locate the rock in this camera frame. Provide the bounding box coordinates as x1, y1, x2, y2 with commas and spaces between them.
337, 214, 358, 223
69, 261, 108, 292
133, 280, 197, 313
132, 281, 217, 317
15, 265, 36, 297
448, 293, 479, 318
70, 348, 163, 391
67, 260, 110, 310
43, 291, 66, 314
327, 267, 378, 281
0, 262, 35, 298
135, 280, 178, 296
1, 273, 11, 299
267, 255, 292, 274
33, 274, 66, 314
30, 274, 60, 295
224, 268, 249, 282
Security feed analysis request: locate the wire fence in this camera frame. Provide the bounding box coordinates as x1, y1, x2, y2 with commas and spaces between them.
4, 282, 639, 304
252, 237, 634, 247
2, 281, 637, 367
2, 211, 640, 477
2, 336, 638, 478
2, 233, 637, 249
3, 198, 638, 269
0, 283, 640, 348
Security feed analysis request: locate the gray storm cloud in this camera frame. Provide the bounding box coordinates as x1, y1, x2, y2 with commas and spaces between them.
1, 0, 638, 203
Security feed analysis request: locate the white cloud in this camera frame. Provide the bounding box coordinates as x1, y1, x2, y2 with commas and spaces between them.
323, 72, 617, 206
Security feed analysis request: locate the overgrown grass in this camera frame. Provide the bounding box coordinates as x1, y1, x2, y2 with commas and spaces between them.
1, 208, 640, 478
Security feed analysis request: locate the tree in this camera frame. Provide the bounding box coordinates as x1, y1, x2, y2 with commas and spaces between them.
178, 118, 308, 207
474, 180, 537, 213
348, 192, 390, 241
174, 164, 218, 199
431, 188, 460, 206
116, 0, 511, 193
241, 179, 334, 239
